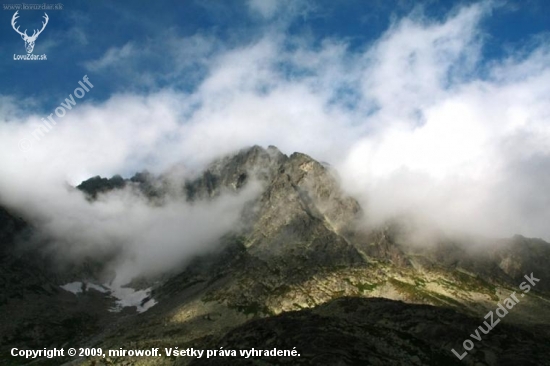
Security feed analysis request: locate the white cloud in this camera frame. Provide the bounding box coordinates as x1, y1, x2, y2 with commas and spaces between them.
84, 42, 136, 71
1, 1, 550, 284
340, 4, 550, 239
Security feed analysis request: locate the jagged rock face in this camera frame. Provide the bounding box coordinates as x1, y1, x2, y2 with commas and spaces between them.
185, 147, 361, 232
181, 145, 363, 265
357, 228, 412, 267
491, 235, 550, 292
77, 175, 126, 199
179, 147, 363, 268
242, 150, 362, 265
185, 145, 286, 199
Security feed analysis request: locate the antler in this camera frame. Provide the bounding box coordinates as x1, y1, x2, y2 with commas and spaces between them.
11, 11, 28, 38
29, 13, 49, 40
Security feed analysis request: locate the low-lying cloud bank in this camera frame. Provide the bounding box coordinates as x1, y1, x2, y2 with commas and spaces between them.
1, 2, 550, 282
3, 173, 262, 286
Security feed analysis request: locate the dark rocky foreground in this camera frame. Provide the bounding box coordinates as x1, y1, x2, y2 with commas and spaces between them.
191, 297, 550, 366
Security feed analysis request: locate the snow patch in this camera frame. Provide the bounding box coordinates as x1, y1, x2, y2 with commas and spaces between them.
60, 281, 157, 313
87, 283, 110, 293
60, 281, 84, 294
108, 286, 157, 313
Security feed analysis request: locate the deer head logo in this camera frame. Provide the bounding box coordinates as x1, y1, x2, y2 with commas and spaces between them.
11, 11, 49, 54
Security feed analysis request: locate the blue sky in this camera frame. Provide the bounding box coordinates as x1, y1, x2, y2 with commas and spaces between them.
1, 0, 550, 244
0, 0, 549, 108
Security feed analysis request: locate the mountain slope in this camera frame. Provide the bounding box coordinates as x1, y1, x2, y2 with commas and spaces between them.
0, 206, 129, 363
2, 145, 550, 365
